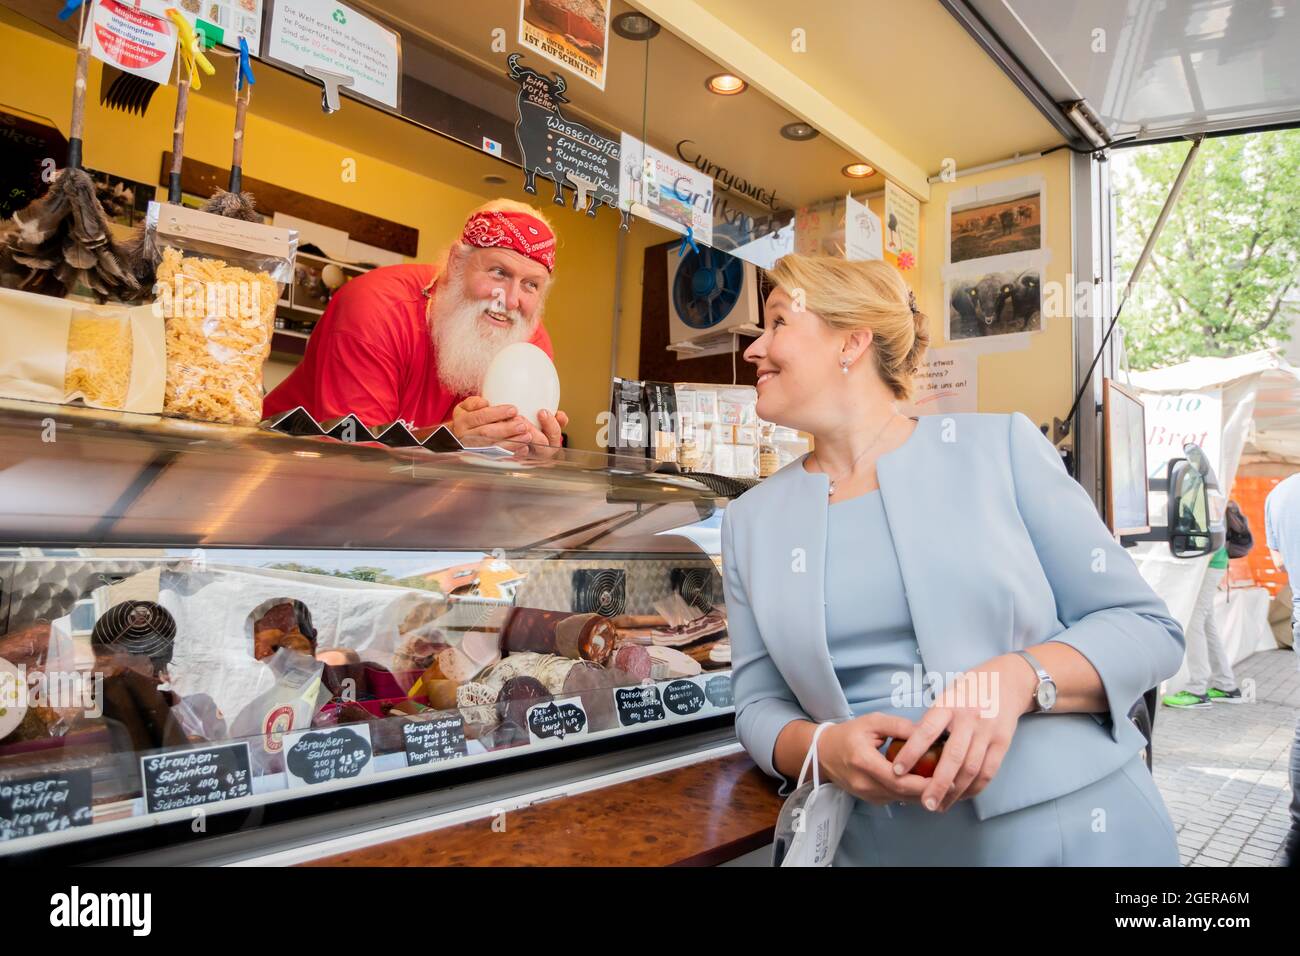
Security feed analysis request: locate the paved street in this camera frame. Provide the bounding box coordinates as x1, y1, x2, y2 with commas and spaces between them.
1152, 647, 1298, 866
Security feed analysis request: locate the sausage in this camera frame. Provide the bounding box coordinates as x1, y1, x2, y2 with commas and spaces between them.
501, 608, 615, 664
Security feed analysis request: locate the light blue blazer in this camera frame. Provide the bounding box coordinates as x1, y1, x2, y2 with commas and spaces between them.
721, 412, 1185, 821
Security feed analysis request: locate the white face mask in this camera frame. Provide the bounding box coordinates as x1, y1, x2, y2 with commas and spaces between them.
772, 722, 856, 866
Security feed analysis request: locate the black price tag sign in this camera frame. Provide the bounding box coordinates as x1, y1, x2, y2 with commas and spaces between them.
0, 769, 93, 842
140, 743, 253, 814
526, 698, 587, 743
663, 679, 707, 718
614, 685, 666, 726
285, 727, 373, 786
402, 715, 468, 767
705, 673, 734, 709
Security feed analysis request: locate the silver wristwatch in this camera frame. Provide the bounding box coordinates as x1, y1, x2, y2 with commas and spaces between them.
1015, 649, 1057, 713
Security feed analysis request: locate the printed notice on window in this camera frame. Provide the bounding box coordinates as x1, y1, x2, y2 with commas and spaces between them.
267, 0, 401, 110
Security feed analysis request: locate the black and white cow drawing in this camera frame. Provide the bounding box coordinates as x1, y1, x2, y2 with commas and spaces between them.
507, 54, 626, 226
509, 54, 570, 205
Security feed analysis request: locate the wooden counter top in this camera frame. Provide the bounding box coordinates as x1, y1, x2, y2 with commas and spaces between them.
302, 751, 782, 867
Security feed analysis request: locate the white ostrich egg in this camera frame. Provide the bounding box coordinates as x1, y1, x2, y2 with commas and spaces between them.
481, 342, 560, 428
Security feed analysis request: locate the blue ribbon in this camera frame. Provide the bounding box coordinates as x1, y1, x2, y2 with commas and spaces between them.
237, 36, 256, 90
676, 225, 700, 258
57, 0, 84, 21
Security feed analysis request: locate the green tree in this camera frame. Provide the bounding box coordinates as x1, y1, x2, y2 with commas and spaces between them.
264, 562, 392, 584
1112, 129, 1300, 369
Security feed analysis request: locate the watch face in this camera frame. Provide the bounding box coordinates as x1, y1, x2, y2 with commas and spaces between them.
1037, 681, 1057, 710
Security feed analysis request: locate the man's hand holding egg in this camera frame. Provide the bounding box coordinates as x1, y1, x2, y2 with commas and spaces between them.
455, 342, 568, 457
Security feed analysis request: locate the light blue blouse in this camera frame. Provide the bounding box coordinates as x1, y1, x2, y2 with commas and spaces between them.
824, 489, 924, 717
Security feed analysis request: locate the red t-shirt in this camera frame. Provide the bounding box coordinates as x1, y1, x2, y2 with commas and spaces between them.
262, 263, 553, 428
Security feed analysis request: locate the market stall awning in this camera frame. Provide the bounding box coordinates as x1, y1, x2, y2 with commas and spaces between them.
1129, 348, 1300, 462
951, 0, 1300, 146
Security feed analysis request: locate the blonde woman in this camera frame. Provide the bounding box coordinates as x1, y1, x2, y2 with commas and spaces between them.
723, 255, 1183, 865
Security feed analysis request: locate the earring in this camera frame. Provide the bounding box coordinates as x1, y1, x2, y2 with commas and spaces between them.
840, 361, 850, 375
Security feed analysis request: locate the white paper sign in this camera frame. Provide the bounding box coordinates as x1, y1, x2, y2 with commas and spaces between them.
845, 193, 883, 261
619, 132, 713, 247
884, 180, 920, 264
1141, 390, 1222, 480
84, 0, 176, 85
268, 0, 401, 109
902, 347, 978, 415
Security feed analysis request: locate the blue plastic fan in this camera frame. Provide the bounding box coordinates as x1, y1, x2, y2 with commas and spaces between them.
672, 247, 745, 330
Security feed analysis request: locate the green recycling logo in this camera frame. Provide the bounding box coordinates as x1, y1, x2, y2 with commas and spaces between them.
332, 8, 347, 24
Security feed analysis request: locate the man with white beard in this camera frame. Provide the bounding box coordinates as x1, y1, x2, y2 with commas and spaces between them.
263, 199, 569, 451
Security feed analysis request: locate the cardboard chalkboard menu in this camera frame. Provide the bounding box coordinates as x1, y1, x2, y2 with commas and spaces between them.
614, 685, 666, 727
525, 697, 587, 744
704, 674, 734, 709
663, 678, 707, 718
140, 743, 253, 814
507, 54, 625, 226
0, 769, 93, 842
402, 714, 468, 767
284, 726, 374, 788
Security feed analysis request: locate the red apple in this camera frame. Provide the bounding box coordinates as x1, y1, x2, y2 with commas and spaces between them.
885, 738, 944, 778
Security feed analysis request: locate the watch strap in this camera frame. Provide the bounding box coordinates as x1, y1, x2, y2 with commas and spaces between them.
1015, 649, 1053, 711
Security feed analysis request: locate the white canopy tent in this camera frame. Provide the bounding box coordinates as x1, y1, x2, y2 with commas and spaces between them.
1125, 349, 1300, 691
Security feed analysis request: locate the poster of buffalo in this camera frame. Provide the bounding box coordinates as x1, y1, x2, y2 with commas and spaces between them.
943, 176, 1046, 343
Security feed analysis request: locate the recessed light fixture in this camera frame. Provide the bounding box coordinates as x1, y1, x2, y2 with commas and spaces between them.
780, 122, 819, 141
706, 73, 747, 95
612, 12, 660, 40
842, 162, 876, 178
483, 174, 508, 185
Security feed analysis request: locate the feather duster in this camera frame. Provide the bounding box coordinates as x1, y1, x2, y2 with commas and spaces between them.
0, 40, 137, 302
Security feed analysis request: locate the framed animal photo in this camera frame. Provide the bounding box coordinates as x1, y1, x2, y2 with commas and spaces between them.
946, 268, 1041, 340
949, 190, 1041, 264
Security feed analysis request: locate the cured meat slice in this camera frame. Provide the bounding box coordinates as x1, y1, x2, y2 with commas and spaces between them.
608, 644, 652, 683
646, 646, 702, 680
461, 629, 502, 670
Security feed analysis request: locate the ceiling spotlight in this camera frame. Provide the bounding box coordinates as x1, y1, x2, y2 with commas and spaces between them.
612, 12, 661, 40
842, 162, 876, 178
706, 73, 747, 95
780, 122, 819, 141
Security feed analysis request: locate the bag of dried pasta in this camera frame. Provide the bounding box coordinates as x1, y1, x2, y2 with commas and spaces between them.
146, 202, 297, 425
0, 287, 164, 413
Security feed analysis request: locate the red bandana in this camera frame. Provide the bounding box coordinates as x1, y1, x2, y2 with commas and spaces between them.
460, 210, 557, 272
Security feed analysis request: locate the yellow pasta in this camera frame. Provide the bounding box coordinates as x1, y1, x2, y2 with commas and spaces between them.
65, 312, 132, 409
156, 246, 278, 425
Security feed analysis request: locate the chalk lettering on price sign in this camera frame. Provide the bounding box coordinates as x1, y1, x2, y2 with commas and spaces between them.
139, 742, 252, 814
0, 770, 94, 842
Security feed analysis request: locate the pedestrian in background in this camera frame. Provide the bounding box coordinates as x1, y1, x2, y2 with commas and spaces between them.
1264, 475, 1300, 866
1162, 541, 1242, 708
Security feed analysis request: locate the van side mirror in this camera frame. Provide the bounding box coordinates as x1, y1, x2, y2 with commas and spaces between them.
1165, 443, 1226, 558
